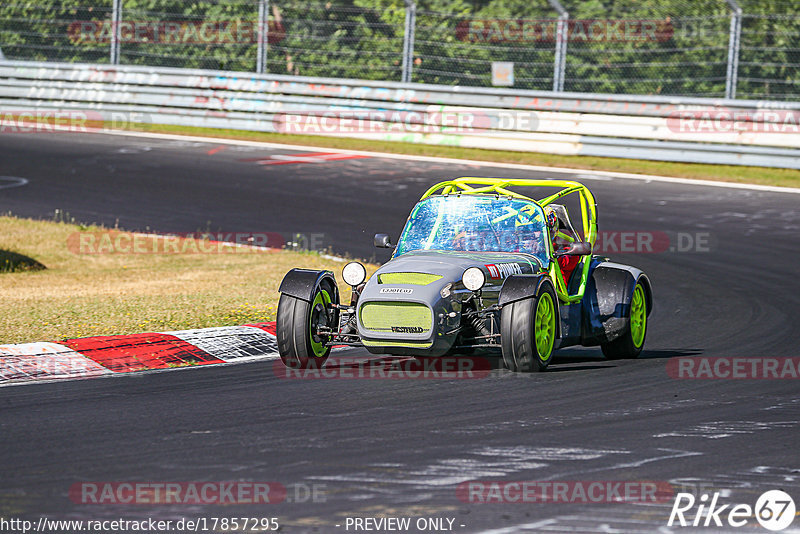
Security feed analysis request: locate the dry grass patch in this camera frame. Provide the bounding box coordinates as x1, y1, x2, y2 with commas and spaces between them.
0, 216, 378, 344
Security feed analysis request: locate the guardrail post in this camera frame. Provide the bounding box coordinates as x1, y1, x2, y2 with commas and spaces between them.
110, 0, 122, 64
401, 0, 416, 83
0, 47, 5, 61
725, 0, 742, 99
547, 0, 568, 92
256, 0, 270, 74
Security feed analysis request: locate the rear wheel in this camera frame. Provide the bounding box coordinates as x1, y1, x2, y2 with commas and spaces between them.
601, 281, 647, 359
277, 279, 338, 369
501, 283, 557, 372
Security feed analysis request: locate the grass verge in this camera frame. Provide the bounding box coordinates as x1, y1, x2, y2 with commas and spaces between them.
0, 216, 377, 345
129, 124, 800, 189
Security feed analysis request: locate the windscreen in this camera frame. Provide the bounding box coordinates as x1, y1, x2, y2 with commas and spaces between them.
395, 195, 549, 265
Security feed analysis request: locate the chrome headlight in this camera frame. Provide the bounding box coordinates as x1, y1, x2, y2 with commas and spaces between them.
462, 267, 486, 292
342, 262, 367, 286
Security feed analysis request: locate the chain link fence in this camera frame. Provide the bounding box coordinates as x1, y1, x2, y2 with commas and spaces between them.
413, 8, 559, 89
561, 5, 731, 97
0, 0, 798, 100
116, 0, 258, 71
267, 2, 405, 80
0, 1, 113, 64
738, 10, 800, 100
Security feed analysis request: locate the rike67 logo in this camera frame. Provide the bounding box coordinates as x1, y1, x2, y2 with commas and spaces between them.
668, 490, 795, 531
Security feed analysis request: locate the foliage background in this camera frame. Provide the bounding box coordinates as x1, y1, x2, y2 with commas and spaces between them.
1, 0, 798, 99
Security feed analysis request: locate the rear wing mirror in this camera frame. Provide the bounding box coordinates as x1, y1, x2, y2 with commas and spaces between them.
554, 241, 592, 257
374, 233, 393, 248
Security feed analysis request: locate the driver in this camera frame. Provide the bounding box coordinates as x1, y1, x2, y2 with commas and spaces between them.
545, 206, 580, 286
452, 229, 467, 251
452, 229, 486, 252
516, 224, 544, 254
512, 205, 545, 254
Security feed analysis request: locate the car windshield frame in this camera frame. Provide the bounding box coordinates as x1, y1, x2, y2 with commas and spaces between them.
394, 194, 550, 266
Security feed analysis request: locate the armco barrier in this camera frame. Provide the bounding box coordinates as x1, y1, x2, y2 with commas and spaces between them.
1, 60, 799, 169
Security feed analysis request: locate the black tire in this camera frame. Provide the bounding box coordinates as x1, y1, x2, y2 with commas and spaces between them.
501, 282, 558, 372
601, 280, 648, 360
276, 279, 338, 369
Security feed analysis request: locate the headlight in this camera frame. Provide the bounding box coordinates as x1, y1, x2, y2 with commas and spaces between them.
342, 262, 367, 286
462, 267, 485, 292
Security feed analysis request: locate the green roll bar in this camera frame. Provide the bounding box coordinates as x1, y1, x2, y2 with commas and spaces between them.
420, 177, 598, 304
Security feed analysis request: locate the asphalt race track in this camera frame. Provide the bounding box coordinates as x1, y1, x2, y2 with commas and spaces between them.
1, 133, 799, 533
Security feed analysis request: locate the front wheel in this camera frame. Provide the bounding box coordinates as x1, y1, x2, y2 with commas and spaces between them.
276, 279, 338, 369
501, 283, 557, 372
601, 281, 648, 360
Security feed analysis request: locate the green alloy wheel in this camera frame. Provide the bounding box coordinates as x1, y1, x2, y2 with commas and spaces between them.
602, 281, 648, 360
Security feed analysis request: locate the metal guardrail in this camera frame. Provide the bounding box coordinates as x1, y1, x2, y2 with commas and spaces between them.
2, 60, 799, 169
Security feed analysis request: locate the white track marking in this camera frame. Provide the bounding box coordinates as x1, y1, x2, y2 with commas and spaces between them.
654, 420, 798, 439
474, 446, 629, 461
0, 176, 29, 190
537, 449, 704, 482
100, 129, 800, 194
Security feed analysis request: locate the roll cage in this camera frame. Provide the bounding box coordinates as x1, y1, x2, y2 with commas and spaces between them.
420, 178, 598, 304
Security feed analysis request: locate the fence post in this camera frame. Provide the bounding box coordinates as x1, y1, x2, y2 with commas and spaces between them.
256, 0, 270, 74
110, 0, 122, 64
547, 0, 568, 92
401, 0, 416, 83
725, 0, 742, 99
